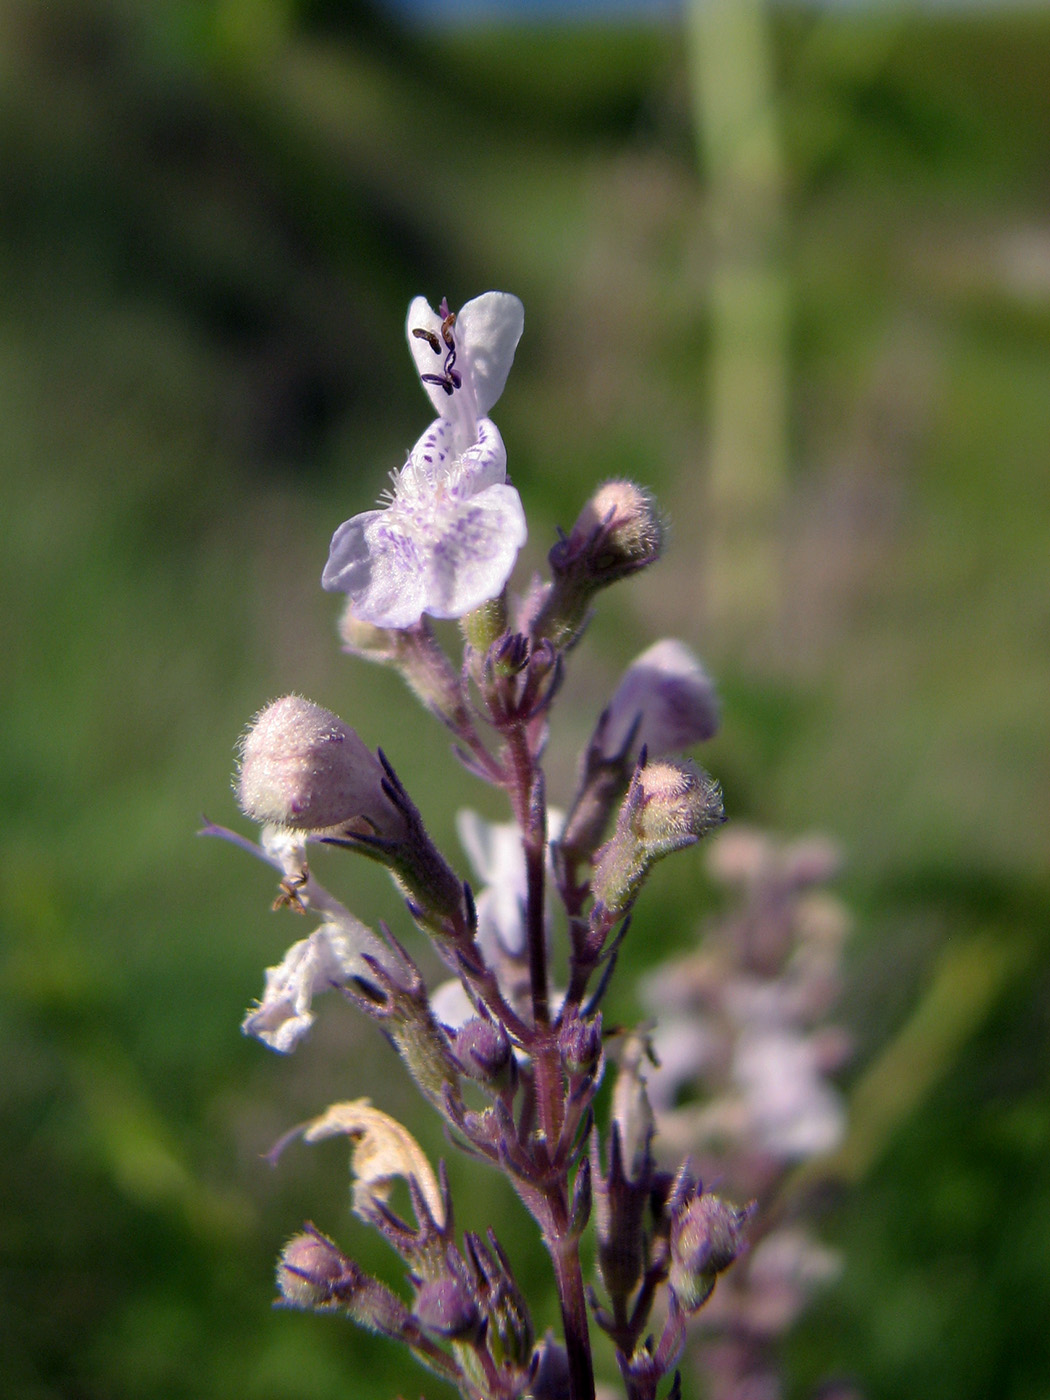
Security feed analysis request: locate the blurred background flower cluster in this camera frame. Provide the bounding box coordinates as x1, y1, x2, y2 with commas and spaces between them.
1, 1, 1048, 1398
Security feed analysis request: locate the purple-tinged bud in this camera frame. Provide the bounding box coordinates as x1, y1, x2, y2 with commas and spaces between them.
592, 758, 725, 919
668, 1194, 750, 1314
237, 695, 405, 840
277, 1229, 354, 1309
452, 1017, 513, 1085
463, 1231, 534, 1368
559, 480, 664, 584
591, 1124, 653, 1305
529, 481, 664, 647
276, 1227, 412, 1336
414, 1275, 482, 1341
601, 639, 720, 760
559, 1012, 603, 1077
530, 1332, 571, 1400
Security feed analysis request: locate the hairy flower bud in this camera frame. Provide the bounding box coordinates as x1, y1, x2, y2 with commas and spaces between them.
592, 758, 725, 918
559, 1011, 603, 1077
277, 1229, 355, 1309
530, 480, 664, 647
601, 638, 720, 760
414, 1274, 482, 1340
591, 1123, 652, 1306
453, 1017, 513, 1085
668, 1194, 750, 1314
561, 480, 664, 583
237, 695, 405, 840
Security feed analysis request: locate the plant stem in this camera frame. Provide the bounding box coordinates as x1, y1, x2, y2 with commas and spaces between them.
548, 1210, 596, 1400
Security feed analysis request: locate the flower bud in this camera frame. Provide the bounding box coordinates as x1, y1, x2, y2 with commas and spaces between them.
461, 593, 509, 655
414, 1275, 482, 1340
591, 1123, 652, 1305
530, 1332, 571, 1400
601, 638, 720, 760
277, 1229, 354, 1309
558, 480, 664, 584
453, 1017, 513, 1085
592, 758, 725, 918
237, 695, 405, 840
668, 1194, 750, 1314
463, 1230, 534, 1368
276, 1227, 415, 1335
559, 1011, 603, 1077
529, 481, 664, 647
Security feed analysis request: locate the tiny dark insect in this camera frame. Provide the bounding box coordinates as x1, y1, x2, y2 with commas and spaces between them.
272, 868, 309, 913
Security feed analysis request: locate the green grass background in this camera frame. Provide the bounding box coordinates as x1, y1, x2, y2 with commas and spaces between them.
2, 2, 1048, 1397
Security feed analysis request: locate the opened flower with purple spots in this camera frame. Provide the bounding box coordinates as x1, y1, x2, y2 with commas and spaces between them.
322, 292, 527, 630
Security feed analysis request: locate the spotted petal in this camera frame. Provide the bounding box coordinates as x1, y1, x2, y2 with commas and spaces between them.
322, 417, 525, 629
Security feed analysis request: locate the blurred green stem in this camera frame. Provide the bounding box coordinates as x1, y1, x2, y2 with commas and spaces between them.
686, 0, 789, 646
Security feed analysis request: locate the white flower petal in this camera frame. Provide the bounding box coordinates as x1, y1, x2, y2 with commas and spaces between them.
406, 295, 473, 430
242, 917, 386, 1053
322, 420, 523, 630
421, 482, 526, 620
456, 808, 564, 961
430, 977, 476, 1030
455, 292, 525, 418
406, 292, 524, 433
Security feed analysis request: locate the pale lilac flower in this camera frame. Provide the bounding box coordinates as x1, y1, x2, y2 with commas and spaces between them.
601, 638, 720, 760
731, 1025, 845, 1160
243, 916, 386, 1053
201, 820, 393, 1052
322, 293, 527, 629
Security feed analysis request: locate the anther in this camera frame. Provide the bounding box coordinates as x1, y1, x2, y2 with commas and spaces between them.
412, 328, 442, 355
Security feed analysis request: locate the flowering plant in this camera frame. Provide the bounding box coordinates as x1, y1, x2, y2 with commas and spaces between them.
209, 292, 843, 1400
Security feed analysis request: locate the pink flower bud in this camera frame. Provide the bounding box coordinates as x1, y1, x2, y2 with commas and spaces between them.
453, 1017, 513, 1084
529, 480, 664, 647
236, 695, 404, 839
601, 638, 720, 760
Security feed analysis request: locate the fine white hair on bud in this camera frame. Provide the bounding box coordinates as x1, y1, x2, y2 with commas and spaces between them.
601, 638, 720, 760
564, 479, 664, 581
591, 757, 725, 917
236, 695, 400, 837
277, 1230, 354, 1309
